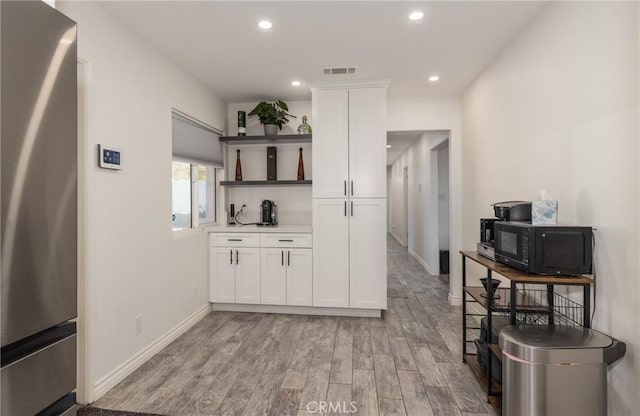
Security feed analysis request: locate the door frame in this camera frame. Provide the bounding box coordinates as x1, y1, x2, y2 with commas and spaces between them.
77, 58, 94, 404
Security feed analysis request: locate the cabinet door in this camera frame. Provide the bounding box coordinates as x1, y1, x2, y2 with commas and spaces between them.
349, 199, 387, 309
209, 247, 236, 303
312, 89, 349, 198
287, 249, 312, 306
235, 247, 261, 304
348, 88, 387, 198
261, 248, 287, 305
313, 199, 350, 307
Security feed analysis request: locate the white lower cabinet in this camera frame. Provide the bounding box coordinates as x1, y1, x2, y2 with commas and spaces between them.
235, 248, 261, 304
312, 198, 387, 310
210, 232, 311, 307
349, 199, 386, 309
209, 246, 260, 304
312, 199, 350, 307
261, 248, 287, 305
261, 248, 312, 306
286, 249, 313, 306
209, 247, 236, 303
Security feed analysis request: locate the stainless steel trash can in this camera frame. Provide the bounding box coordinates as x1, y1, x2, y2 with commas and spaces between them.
499, 325, 626, 416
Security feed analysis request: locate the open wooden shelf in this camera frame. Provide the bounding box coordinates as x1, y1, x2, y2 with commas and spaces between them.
220, 180, 312, 187
488, 344, 503, 361
460, 251, 594, 284
220, 134, 311, 145
464, 354, 502, 394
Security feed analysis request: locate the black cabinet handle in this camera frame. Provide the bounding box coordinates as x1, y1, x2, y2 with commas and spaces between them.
287, 250, 290, 266
344, 201, 347, 217
351, 180, 354, 196
228, 238, 242, 242
281, 250, 284, 266
344, 180, 347, 196
278, 239, 294, 242
236, 250, 239, 265
351, 201, 354, 217
230, 249, 233, 265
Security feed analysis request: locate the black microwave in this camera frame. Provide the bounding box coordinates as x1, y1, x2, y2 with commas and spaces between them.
494, 222, 592, 275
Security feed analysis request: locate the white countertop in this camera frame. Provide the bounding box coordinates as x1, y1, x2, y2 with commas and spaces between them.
204, 224, 312, 234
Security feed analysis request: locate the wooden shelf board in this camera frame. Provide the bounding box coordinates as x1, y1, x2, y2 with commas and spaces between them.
488, 344, 503, 362
464, 354, 502, 394
460, 251, 594, 285
489, 396, 503, 416
220, 180, 312, 187
220, 134, 311, 145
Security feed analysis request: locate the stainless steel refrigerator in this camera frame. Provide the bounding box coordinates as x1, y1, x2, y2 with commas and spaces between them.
1, 2, 78, 415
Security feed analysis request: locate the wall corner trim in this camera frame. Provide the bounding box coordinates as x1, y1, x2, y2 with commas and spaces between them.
93, 304, 212, 401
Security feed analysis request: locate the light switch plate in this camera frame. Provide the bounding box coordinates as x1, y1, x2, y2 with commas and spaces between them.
99, 144, 122, 170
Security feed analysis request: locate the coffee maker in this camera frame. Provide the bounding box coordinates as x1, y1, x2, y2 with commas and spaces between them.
261, 200, 278, 226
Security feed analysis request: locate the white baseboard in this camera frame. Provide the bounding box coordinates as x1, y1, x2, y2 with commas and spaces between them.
448, 293, 463, 307
93, 304, 212, 400
211, 303, 381, 318
408, 248, 440, 276
390, 231, 405, 247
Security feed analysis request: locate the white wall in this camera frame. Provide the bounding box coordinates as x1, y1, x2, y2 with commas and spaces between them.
224, 101, 312, 224
387, 96, 462, 303
437, 144, 449, 252
461, 2, 639, 413
57, 1, 227, 401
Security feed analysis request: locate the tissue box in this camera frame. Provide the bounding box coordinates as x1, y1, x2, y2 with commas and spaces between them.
532, 200, 558, 225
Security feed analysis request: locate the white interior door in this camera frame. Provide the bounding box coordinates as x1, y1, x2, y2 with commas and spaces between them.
349, 199, 387, 309
286, 249, 312, 306
261, 248, 287, 305
348, 88, 387, 198
312, 199, 350, 307
209, 247, 236, 303
235, 247, 261, 304
312, 89, 349, 198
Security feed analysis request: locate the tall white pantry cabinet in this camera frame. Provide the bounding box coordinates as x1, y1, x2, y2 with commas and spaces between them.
311, 82, 389, 310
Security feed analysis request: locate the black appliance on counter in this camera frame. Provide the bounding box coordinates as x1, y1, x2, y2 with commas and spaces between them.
494, 222, 592, 275
492, 201, 532, 222
480, 218, 496, 243
261, 200, 278, 226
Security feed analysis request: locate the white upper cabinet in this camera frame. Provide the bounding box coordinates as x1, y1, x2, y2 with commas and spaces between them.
312, 84, 388, 199
312, 89, 349, 198
348, 88, 387, 199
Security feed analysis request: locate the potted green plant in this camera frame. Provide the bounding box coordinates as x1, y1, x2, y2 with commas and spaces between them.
248, 100, 296, 136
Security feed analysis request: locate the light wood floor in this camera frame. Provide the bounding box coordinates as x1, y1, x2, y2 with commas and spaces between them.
93, 236, 496, 416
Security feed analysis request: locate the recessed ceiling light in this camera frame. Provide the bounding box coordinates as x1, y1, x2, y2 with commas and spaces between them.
291, 80, 301, 87
258, 20, 272, 30
409, 11, 424, 21
386, 145, 392, 148
428, 75, 440, 82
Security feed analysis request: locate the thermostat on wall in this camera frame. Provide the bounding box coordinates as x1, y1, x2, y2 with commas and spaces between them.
98, 144, 122, 170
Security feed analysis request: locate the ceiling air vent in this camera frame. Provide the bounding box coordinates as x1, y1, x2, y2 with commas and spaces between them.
322, 66, 357, 75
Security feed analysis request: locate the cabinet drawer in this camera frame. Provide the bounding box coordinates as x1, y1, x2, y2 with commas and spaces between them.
209, 233, 260, 247
261, 233, 312, 248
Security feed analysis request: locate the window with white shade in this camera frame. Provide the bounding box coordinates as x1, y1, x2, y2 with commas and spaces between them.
171, 110, 222, 230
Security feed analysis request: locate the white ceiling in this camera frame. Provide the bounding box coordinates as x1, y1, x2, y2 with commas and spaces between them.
98, 1, 546, 102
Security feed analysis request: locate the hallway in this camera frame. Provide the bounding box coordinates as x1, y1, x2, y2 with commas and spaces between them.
92, 236, 494, 416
